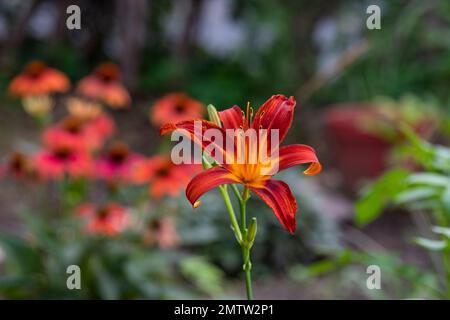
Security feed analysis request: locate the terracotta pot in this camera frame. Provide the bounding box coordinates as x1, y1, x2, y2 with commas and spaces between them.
323, 104, 393, 192
323, 104, 437, 192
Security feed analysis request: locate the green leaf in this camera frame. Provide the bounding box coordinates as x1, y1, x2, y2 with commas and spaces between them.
0, 234, 44, 274
414, 237, 448, 251
289, 250, 353, 281
440, 185, 450, 213
407, 173, 449, 187
180, 256, 224, 296
355, 169, 410, 226
394, 187, 438, 205
431, 226, 450, 238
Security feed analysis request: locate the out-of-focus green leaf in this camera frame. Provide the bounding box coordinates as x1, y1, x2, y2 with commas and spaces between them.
395, 187, 438, 205
180, 256, 224, 296
0, 234, 44, 274
440, 185, 450, 213
431, 226, 450, 238
289, 250, 353, 281
355, 169, 410, 226
407, 173, 449, 187
414, 238, 448, 251
90, 257, 120, 300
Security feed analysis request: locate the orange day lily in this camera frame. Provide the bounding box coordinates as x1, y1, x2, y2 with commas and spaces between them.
8, 60, 70, 96
161, 94, 321, 233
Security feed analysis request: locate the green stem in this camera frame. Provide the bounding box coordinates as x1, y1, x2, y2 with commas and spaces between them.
218, 184, 254, 300
230, 184, 243, 202
240, 195, 247, 233
218, 185, 242, 242
239, 187, 253, 300
242, 246, 253, 300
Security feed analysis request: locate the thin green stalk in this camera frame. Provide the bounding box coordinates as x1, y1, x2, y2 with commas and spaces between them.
218, 184, 254, 300
230, 184, 243, 202
242, 245, 253, 300
218, 185, 242, 242
240, 187, 249, 232
239, 187, 253, 300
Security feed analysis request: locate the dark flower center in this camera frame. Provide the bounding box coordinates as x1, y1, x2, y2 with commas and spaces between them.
24, 61, 46, 78
9, 153, 26, 173
54, 147, 73, 160
174, 104, 186, 114
95, 63, 120, 82
149, 219, 161, 231
156, 166, 171, 177
96, 206, 110, 219
62, 117, 85, 134
107, 142, 129, 164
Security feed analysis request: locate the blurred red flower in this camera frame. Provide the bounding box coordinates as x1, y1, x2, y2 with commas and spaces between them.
77, 62, 131, 109
161, 94, 321, 234
150, 92, 204, 127
143, 217, 180, 249
33, 137, 92, 180
133, 155, 201, 199
8, 60, 70, 97
43, 115, 115, 152
76, 203, 130, 236
95, 141, 144, 183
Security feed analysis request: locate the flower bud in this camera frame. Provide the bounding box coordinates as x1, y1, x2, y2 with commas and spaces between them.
246, 217, 257, 247
207, 104, 222, 127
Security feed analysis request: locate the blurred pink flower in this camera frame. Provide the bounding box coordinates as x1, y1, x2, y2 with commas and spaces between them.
77, 62, 131, 109
144, 217, 180, 249
76, 203, 130, 236
33, 138, 92, 180
43, 115, 115, 151
95, 141, 144, 183
133, 155, 201, 199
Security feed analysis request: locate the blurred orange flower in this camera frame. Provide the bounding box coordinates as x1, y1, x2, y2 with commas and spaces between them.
133, 155, 201, 199
95, 141, 144, 183
143, 217, 180, 249
33, 137, 92, 180
43, 115, 115, 152
8, 60, 70, 97
77, 62, 131, 109
76, 203, 130, 236
150, 92, 204, 127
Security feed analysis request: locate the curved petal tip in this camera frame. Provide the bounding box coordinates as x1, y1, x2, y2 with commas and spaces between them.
303, 162, 322, 176
193, 200, 202, 208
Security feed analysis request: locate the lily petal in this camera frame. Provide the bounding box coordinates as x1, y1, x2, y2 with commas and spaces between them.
160, 119, 231, 164
186, 167, 238, 207
250, 179, 297, 233
251, 95, 296, 145
218, 105, 244, 129
277, 144, 322, 176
